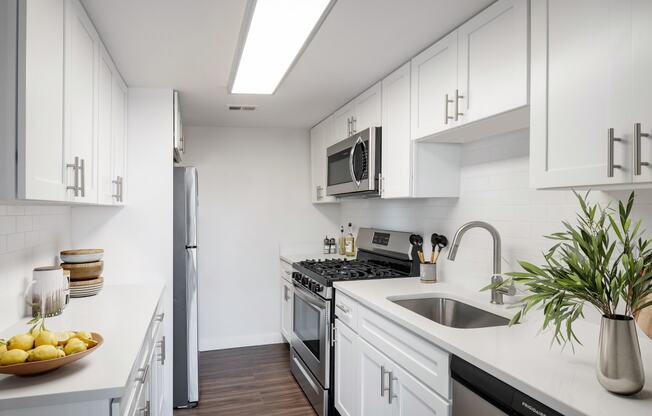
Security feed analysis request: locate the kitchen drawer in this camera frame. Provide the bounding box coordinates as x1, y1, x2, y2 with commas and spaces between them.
280, 259, 293, 282
358, 305, 450, 400
334, 291, 358, 331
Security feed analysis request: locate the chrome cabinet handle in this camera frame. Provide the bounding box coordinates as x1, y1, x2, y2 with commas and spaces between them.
139, 400, 151, 416
336, 303, 350, 313
135, 364, 149, 384
156, 312, 165, 322
284, 285, 290, 301
79, 158, 86, 197
316, 185, 323, 200
444, 94, 454, 125
158, 336, 166, 365
607, 128, 623, 178
352, 117, 357, 134
454, 89, 464, 121
112, 177, 120, 200
381, 365, 389, 397
118, 176, 123, 202
66, 157, 80, 196
388, 371, 398, 404
634, 123, 650, 176
347, 117, 352, 136
330, 323, 336, 347
378, 172, 383, 196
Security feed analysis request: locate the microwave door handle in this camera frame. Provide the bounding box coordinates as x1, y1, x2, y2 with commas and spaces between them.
349, 137, 363, 187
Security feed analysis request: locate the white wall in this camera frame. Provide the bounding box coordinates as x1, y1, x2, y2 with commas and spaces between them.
0, 205, 71, 330
339, 131, 652, 323
183, 126, 340, 351
71, 88, 174, 415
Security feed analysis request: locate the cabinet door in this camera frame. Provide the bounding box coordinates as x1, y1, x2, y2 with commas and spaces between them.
310, 117, 338, 204
97, 47, 114, 205
410, 31, 458, 141
530, 0, 632, 188
359, 339, 392, 416
354, 82, 381, 133
64, 0, 100, 203
457, 0, 528, 125
18, 0, 67, 201
632, 0, 652, 183
335, 320, 359, 416
391, 363, 450, 416
334, 103, 355, 141
112, 74, 128, 204
381, 63, 412, 199
280, 279, 293, 342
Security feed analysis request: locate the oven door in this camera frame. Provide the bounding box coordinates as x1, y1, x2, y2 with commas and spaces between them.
291, 283, 331, 388
326, 127, 379, 196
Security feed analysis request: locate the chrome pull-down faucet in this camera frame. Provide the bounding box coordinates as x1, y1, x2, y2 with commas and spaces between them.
447, 221, 515, 305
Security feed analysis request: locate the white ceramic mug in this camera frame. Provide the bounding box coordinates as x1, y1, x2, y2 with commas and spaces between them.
25, 266, 70, 317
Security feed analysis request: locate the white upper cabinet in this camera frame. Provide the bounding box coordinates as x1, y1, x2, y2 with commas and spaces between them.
411, 0, 529, 143
64, 0, 100, 203
112, 74, 128, 204
310, 116, 338, 204
333, 82, 382, 142
16, 0, 67, 201
457, 0, 528, 126
381, 63, 413, 199
530, 0, 646, 189
9, 0, 128, 204
353, 82, 382, 133
382, 63, 461, 199
632, 0, 652, 183
410, 31, 458, 140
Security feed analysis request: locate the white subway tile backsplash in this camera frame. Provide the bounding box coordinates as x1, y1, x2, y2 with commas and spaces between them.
0, 205, 71, 330
340, 132, 652, 321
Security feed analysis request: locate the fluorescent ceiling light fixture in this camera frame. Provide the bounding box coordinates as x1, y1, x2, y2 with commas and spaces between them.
230, 0, 333, 94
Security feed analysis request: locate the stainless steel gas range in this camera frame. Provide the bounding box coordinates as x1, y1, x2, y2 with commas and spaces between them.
290, 228, 418, 416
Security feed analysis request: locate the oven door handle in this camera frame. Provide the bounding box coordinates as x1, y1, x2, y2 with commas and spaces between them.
293, 282, 328, 309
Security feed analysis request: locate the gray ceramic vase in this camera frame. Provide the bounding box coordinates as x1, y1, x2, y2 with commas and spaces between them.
596, 315, 645, 395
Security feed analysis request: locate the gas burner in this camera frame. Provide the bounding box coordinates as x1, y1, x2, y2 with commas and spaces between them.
297, 258, 406, 281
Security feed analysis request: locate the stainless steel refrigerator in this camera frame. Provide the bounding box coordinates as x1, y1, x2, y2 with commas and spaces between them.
173, 167, 199, 408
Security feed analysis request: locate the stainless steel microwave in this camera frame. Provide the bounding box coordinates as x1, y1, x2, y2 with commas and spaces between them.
326, 127, 381, 197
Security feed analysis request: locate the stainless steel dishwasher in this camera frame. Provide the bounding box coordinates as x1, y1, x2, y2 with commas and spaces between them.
451, 356, 564, 416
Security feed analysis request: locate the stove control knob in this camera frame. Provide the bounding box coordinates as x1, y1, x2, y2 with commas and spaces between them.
302, 276, 309, 285
308, 281, 315, 291
313, 284, 322, 292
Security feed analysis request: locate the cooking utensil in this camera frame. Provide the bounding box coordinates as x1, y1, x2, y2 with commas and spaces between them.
430, 233, 440, 263
0, 333, 103, 376
414, 235, 425, 263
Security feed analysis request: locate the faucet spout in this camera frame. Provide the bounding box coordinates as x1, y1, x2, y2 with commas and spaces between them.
447, 221, 512, 304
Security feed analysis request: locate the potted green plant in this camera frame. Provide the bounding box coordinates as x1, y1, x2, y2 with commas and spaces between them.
490, 192, 652, 395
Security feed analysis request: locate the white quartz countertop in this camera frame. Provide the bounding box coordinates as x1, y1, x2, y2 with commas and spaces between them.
280, 252, 349, 264
0, 284, 163, 411
334, 278, 652, 416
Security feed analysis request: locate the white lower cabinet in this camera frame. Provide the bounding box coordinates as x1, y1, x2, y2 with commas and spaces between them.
335, 299, 451, 416
280, 275, 294, 342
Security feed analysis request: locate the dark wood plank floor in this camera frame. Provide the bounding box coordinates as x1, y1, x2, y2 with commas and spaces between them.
174, 343, 317, 416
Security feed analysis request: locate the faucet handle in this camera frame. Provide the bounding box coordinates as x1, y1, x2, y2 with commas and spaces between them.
490, 275, 516, 305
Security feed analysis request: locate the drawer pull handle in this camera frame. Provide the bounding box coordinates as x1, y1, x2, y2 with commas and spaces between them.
607, 128, 623, 178
336, 303, 351, 313
381, 365, 389, 397
135, 365, 149, 384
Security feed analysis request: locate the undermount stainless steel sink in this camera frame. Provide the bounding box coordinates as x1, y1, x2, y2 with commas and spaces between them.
392, 297, 510, 329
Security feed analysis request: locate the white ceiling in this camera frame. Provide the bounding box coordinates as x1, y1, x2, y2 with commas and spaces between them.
81, 0, 493, 128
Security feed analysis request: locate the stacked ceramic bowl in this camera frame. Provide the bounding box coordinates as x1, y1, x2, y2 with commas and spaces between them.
60, 249, 104, 298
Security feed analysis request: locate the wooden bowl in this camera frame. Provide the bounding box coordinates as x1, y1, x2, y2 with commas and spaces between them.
0, 333, 103, 376
61, 261, 104, 280
60, 249, 104, 264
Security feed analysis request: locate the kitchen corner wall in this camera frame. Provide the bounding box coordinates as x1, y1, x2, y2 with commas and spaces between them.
70, 88, 174, 415
340, 130, 652, 323
0, 205, 71, 330
183, 126, 340, 351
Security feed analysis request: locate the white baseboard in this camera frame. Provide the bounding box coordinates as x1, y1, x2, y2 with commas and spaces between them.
199, 332, 286, 351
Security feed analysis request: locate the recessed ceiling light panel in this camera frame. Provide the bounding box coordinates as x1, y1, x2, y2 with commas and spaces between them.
230, 0, 335, 95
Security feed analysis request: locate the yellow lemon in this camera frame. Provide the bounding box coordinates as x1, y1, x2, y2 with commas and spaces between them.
34, 330, 58, 347
64, 338, 87, 356
27, 345, 59, 362
54, 332, 71, 346
57, 348, 66, 358
0, 343, 7, 356
7, 333, 34, 351
0, 349, 28, 366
